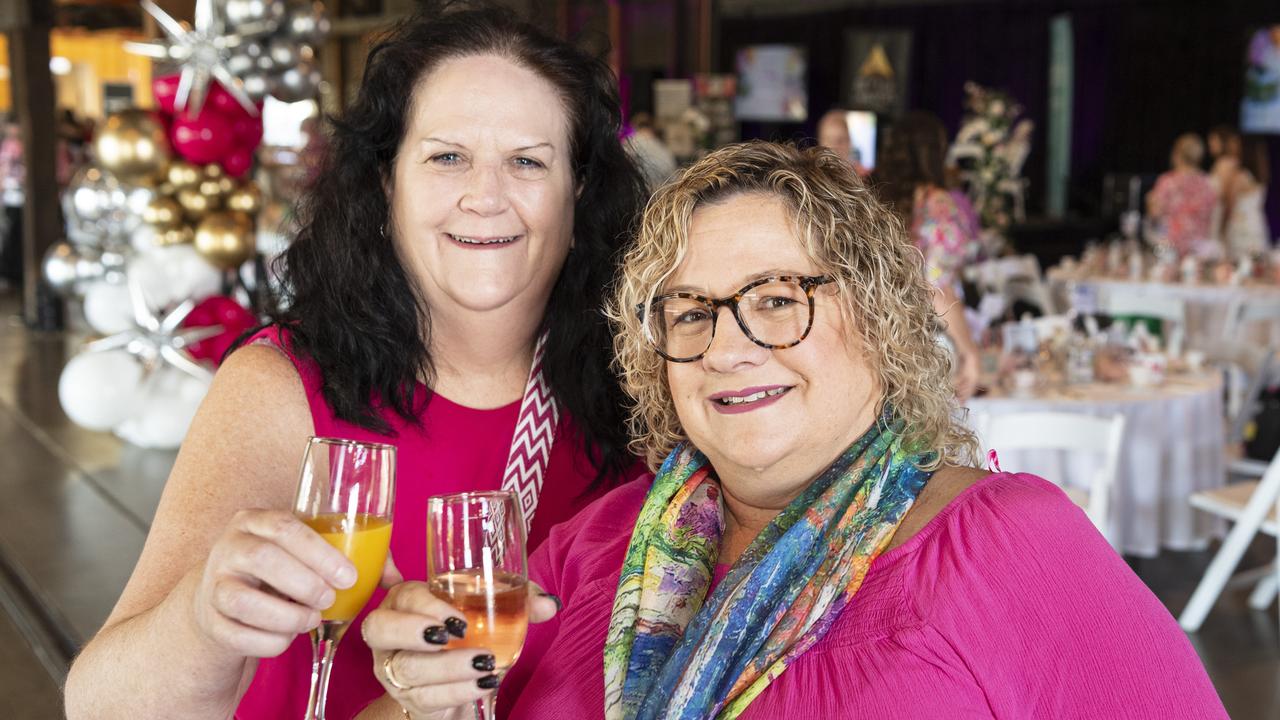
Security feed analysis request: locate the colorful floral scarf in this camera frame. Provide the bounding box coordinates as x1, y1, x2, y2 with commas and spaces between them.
603, 410, 934, 720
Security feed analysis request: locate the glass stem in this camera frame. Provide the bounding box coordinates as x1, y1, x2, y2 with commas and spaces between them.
474, 695, 497, 720
304, 620, 346, 720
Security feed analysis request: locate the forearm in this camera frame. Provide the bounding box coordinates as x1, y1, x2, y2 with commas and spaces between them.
65, 571, 250, 720
933, 285, 978, 355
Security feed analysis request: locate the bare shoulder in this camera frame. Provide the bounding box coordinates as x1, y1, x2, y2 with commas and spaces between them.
887, 465, 991, 552
103, 342, 315, 627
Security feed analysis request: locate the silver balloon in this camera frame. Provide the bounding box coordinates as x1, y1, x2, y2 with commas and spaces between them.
240, 70, 271, 102
255, 52, 277, 74
268, 37, 302, 68
42, 241, 106, 297
270, 60, 322, 102
226, 41, 265, 77
283, 2, 330, 43
62, 167, 131, 248
223, 0, 284, 35
122, 184, 155, 236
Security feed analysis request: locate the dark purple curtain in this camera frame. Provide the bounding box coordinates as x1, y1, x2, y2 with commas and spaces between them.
719, 0, 1280, 233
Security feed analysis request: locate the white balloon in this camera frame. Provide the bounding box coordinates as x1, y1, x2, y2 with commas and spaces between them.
129, 245, 223, 309
131, 224, 160, 254
114, 368, 210, 449
82, 281, 136, 334
58, 350, 144, 431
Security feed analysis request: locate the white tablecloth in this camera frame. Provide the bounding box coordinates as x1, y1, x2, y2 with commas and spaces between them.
966, 373, 1225, 558
1049, 277, 1280, 354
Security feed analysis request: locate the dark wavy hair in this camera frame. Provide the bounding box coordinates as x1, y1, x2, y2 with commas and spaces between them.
875, 111, 950, 219
263, 2, 646, 486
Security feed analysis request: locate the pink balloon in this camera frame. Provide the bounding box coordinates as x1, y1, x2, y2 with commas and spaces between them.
152, 74, 181, 115
222, 148, 254, 178
171, 113, 234, 165
181, 295, 258, 366
231, 116, 264, 150
207, 81, 260, 121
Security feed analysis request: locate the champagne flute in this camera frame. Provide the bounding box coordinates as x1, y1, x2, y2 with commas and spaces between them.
294, 436, 396, 720
426, 491, 528, 720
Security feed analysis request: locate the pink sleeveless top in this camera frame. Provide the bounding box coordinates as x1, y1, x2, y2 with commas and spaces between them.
234, 326, 641, 719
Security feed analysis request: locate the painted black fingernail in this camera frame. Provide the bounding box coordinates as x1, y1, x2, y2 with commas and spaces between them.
477, 674, 500, 689
445, 616, 467, 638
539, 592, 562, 612
472, 654, 496, 672
423, 625, 448, 645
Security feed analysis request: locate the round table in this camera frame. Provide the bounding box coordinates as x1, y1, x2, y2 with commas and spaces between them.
966, 372, 1224, 558
1047, 276, 1280, 355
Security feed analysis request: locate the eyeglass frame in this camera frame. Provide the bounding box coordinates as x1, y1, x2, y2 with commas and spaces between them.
635, 274, 836, 363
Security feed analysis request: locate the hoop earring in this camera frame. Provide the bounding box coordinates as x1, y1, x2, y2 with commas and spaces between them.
380, 223, 388, 238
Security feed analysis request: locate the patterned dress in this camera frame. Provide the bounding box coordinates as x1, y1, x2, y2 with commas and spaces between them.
1148, 169, 1216, 255
911, 187, 981, 287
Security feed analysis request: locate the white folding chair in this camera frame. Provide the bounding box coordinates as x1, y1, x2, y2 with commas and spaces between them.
965, 255, 1056, 316
1216, 297, 1280, 446
1178, 449, 1280, 632
974, 411, 1126, 546
1101, 283, 1186, 325
1100, 284, 1187, 355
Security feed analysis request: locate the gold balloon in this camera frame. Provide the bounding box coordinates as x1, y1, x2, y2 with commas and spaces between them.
177, 187, 217, 220
167, 160, 202, 190
154, 226, 194, 247
94, 110, 170, 183
141, 197, 183, 230
203, 163, 225, 180
225, 184, 262, 214
194, 212, 256, 270
217, 176, 237, 195
156, 181, 177, 196
198, 178, 227, 202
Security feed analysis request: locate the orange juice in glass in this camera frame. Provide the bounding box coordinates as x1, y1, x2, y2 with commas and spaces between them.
294, 437, 395, 720
303, 513, 394, 622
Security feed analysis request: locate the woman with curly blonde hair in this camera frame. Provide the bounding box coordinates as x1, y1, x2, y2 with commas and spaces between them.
372, 141, 1226, 718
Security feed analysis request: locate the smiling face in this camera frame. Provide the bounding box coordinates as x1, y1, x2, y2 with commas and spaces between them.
388, 54, 576, 320
664, 192, 883, 503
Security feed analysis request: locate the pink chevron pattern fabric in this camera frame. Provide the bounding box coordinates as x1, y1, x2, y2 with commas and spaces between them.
502, 331, 560, 531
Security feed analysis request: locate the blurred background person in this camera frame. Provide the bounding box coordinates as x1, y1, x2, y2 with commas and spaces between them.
817, 108, 870, 177
0, 118, 24, 290
877, 110, 981, 400
625, 112, 678, 193
1146, 133, 1217, 257
1208, 125, 1272, 257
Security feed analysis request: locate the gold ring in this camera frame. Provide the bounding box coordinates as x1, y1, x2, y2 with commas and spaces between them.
383, 652, 411, 691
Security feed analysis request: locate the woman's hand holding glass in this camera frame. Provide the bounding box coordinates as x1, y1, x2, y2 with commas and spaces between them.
362, 579, 559, 718
190, 508, 359, 659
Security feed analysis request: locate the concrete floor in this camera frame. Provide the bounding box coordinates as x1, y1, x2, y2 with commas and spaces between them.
0, 288, 1277, 718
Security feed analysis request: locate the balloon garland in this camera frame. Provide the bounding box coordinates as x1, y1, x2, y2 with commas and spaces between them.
49, 0, 330, 447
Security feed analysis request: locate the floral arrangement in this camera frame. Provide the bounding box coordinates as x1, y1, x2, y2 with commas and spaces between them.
948, 82, 1034, 250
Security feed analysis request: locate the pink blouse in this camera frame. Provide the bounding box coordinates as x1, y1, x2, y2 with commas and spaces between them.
500, 472, 1227, 719
233, 327, 642, 719
912, 187, 981, 287
1149, 170, 1216, 254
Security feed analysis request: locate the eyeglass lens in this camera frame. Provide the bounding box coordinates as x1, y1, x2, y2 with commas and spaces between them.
646, 279, 812, 360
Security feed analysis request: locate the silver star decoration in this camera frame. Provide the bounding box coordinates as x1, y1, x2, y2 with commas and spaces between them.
82, 278, 221, 386
124, 0, 261, 118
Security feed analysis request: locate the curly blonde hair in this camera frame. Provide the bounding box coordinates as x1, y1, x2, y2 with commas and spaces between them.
607, 141, 979, 471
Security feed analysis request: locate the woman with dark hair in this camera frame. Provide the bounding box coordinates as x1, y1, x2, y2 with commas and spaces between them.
1208, 125, 1272, 257
63, 4, 646, 718
875, 111, 981, 400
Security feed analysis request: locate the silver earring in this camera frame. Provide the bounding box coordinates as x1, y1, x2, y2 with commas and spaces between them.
380, 223, 387, 238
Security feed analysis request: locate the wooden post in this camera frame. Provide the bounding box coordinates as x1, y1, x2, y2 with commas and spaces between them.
7, 0, 60, 329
